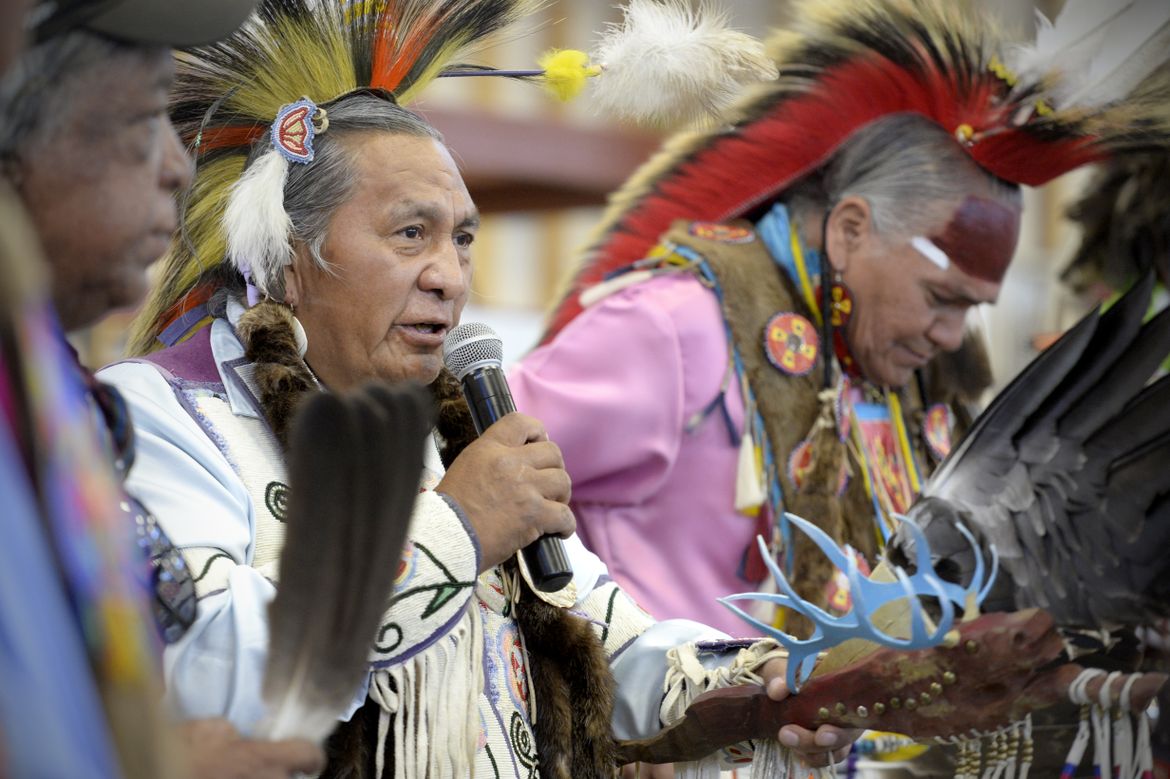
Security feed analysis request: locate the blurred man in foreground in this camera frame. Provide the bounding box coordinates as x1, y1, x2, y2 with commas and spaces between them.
0, 1, 323, 775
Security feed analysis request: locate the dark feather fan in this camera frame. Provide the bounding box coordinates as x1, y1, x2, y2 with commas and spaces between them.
614, 275, 1170, 764
891, 272, 1170, 629
1062, 150, 1170, 293
258, 381, 433, 742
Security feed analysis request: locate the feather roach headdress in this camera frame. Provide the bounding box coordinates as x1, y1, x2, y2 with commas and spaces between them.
129, 0, 542, 354
541, 0, 1170, 344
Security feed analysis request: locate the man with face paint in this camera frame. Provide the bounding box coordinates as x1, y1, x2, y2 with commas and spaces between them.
511, 112, 1021, 642
509, 0, 1164, 668
808, 190, 1019, 391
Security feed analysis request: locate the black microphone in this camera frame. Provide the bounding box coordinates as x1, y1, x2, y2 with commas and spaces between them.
442, 322, 574, 592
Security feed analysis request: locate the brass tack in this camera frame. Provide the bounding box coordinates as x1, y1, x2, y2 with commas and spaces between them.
965, 640, 979, 654
890, 697, 901, 709
920, 692, 932, 705
905, 698, 917, 710
835, 702, 848, 717
818, 707, 831, 720
873, 702, 886, 715
856, 706, 869, 718
943, 671, 957, 685
931, 682, 943, 695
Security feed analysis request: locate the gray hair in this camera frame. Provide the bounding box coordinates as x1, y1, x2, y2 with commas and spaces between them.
0, 30, 146, 166
241, 92, 443, 299
787, 112, 1021, 240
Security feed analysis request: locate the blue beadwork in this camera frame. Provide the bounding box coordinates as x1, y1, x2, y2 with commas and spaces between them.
270, 98, 320, 164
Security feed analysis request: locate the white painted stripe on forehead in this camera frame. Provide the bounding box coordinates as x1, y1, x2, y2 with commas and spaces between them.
911, 236, 951, 271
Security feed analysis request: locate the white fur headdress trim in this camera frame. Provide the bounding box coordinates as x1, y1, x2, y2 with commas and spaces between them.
223, 147, 294, 299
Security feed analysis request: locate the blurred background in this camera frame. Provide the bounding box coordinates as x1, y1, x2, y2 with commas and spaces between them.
74, 0, 1100, 397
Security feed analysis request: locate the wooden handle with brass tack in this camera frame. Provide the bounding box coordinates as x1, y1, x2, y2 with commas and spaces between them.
616, 610, 1168, 765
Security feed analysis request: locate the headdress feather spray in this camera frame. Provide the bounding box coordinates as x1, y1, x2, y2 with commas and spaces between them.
541, 0, 1170, 344
1007, 0, 1170, 111
1062, 142, 1170, 293
587, 0, 777, 128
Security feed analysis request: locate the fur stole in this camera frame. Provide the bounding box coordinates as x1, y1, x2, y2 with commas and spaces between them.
239, 301, 616, 778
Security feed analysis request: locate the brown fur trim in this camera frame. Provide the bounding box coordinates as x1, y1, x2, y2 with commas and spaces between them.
522, 616, 574, 777
319, 699, 379, 779
430, 367, 480, 468
236, 301, 318, 449
436, 373, 618, 774
914, 328, 993, 443
236, 300, 374, 779
511, 562, 617, 779
923, 329, 993, 409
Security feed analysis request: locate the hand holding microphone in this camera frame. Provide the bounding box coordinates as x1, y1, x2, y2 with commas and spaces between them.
439, 323, 574, 591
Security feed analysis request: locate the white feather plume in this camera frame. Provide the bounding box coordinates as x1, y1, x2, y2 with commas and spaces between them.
223, 148, 293, 297
588, 0, 777, 128
1007, 0, 1170, 111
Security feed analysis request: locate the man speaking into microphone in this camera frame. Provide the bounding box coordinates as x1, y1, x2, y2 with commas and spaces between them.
102, 69, 854, 772
435, 321, 578, 584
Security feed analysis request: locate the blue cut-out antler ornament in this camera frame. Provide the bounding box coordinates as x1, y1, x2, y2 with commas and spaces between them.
720, 513, 997, 692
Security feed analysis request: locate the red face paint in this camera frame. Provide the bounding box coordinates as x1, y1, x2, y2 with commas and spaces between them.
928, 196, 1020, 284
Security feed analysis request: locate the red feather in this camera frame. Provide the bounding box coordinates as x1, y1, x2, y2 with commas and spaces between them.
371, 6, 443, 93
193, 124, 266, 153
153, 281, 217, 343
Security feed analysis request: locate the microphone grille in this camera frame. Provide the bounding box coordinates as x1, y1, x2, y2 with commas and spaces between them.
443, 322, 504, 379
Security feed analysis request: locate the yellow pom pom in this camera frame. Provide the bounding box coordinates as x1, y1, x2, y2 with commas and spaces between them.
538, 48, 600, 102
